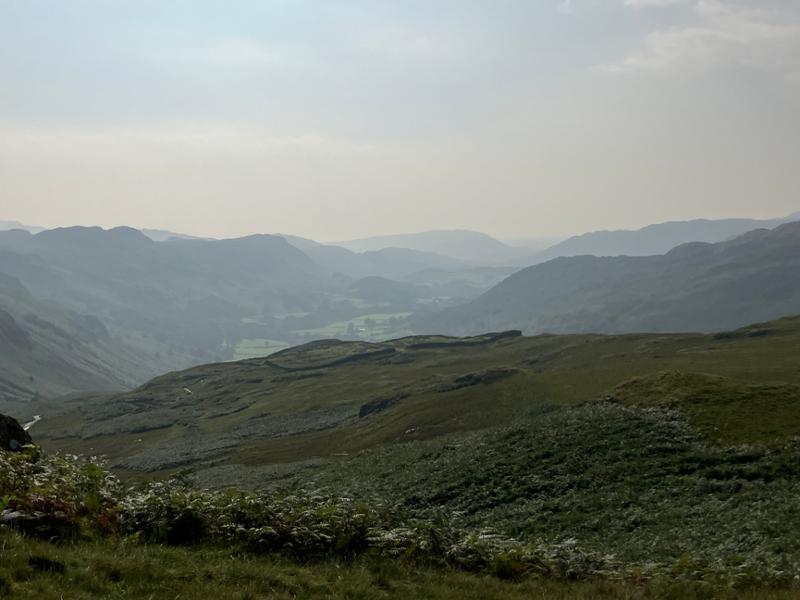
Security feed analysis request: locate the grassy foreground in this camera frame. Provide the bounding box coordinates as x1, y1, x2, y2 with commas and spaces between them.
0, 530, 796, 600
10, 316, 800, 597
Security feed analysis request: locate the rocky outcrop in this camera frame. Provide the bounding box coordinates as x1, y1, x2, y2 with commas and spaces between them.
359, 393, 410, 418
1, 510, 78, 540
0, 413, 32, 451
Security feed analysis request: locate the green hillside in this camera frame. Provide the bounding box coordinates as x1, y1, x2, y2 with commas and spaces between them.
36, 316, 800, 477
4, 314, 800, 596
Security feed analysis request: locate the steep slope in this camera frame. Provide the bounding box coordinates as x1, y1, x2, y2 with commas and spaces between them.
402, 266, 517, 300
422, 222, 800, 336
0, 227, 327, 364
527, 213, 799, 265
0, 273, 181, 412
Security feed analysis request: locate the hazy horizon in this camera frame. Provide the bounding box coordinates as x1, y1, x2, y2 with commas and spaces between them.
2, 6, 800, 584
1, 208, 797, 246
1, 1, 799, 241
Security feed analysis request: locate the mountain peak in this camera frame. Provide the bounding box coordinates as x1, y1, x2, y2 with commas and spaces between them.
335, 229, 518, 265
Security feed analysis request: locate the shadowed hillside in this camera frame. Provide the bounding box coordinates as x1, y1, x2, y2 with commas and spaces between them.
0, 272, 183, 412
526, 213, 800, 265
420, 221, 800, 336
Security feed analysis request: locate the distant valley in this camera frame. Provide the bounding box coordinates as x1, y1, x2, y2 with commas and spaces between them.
1, 212, 798, 410
4, 215, 800, 595
0, 225, 514, 408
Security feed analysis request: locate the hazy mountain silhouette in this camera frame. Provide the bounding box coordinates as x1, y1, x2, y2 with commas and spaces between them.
280, 235, 472, 279
421, 221, 800, 336
0, 220, 45, 234
0, 226, 487, 400
5, 217, 800, 405
140, 228, 205, 242
336, 229, 521, 264
0, 227, 325, 368
526, 214, 800, 265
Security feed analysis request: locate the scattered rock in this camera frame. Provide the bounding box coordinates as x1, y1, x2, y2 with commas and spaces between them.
0, 413, 32, 451
359, 393, 409, 418
1, 510, 78, 541
434, 368, 520, 393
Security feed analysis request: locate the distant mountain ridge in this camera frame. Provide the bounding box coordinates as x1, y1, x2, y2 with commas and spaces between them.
140, 228, 205, 242
0, 227, 325, 380
9, 215, 800, 267
279, 237, 473, 280
0, 220, 45, 234
335, 229, 522, 265
421, 221, 800, 336
529, 213, 800, 264
3, 214, 800, 406
0, 225, 508, 403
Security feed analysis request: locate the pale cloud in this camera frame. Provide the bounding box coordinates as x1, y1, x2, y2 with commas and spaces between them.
1, 1, 798, 239
605, 0, 800, 73
0, 122, 381, 163
623, 0, 689, 7
170, 40, 311, 69
353, 27, 457, 60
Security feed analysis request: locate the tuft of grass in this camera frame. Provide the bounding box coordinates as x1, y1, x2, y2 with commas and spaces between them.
0, 530, 797, 600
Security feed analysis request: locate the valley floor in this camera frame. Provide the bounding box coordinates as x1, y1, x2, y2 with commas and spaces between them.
0, 531, 795, 600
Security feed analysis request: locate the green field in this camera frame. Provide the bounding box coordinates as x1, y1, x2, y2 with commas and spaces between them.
293, 312, 413, 340
232, 338, 292, 360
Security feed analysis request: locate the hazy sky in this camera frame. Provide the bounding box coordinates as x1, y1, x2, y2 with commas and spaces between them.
1, 0, 798, 241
